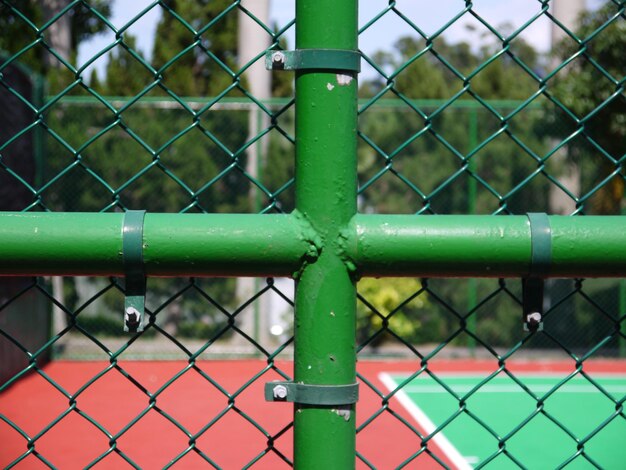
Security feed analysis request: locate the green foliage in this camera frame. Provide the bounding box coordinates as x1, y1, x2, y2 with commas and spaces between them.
101, 35, 154, 96
552, 5, 625, 143
177, 320, 228, 339
379, 38, 447, 99
357, 277, 431, 345
152, 0, 238, 97
548, 3, 626, 214
361, 34, 539, 101
31, 2, 294, 340
357, 31, 555, 348
4, 2, 619, 353
43, 100, 252, 213
143, 277, 234, 339
0, 1, 43, 74
75, 313, 124, 336
359, 34, 549, 215
0, 0, 111, 93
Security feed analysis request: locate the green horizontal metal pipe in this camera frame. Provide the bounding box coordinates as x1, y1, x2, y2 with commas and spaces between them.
0, 212, 313, 277
1, 213, 626, 279
353, 215, 626, 278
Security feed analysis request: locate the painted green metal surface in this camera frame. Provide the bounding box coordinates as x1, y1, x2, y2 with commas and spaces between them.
292, 0, 358, 467
354, 215, 626, 278
354, 215, 529, 277
264, 382, 359, 405
142, 212, 317, 277
527, 212, 552, 277
1, 1, 625, 469
0, 212, 124, 275
549, 217, 626, 277
0, 212, 312, 277
265, 49, 361, 72
122, 210, 147, 332
1, 213, 626, 279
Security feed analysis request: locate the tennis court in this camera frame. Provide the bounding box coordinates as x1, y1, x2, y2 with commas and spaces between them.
2, 0, 626, 468
2, 359, 625, 469
381, 372, 626, 469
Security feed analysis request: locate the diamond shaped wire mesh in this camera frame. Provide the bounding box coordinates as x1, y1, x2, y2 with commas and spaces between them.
1, 0, 625, 468
1, 1, 296, 467
354, 1, 625, 467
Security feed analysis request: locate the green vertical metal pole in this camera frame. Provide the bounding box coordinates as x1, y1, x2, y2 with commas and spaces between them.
293, 0, 358, 467
467, 107, 478, 355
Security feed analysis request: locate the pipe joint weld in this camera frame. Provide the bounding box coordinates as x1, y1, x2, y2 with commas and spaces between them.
292, 210, 324, 279
336, 224, 358, 279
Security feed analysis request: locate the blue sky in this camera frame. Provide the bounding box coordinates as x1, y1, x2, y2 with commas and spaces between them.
77, 0, 605, 81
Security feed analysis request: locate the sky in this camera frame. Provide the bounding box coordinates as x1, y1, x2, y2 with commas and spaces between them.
77, 0, 607, 82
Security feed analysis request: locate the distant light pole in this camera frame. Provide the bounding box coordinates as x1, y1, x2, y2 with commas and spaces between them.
237, 0, 272, 348
42, 0, 71, 66
550, 0, 586, 48
42, 0, 72, 338
548, 0, 585, 215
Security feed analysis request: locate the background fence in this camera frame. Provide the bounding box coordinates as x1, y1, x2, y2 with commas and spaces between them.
1, 0, 625, 468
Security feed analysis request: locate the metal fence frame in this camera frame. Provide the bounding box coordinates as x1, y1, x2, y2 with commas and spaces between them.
1, 0, 626, 468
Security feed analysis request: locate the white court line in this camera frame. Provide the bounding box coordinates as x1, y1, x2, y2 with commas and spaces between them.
379, 372, 473, 470
399, 373, 626, 378
402, 385, 626, 394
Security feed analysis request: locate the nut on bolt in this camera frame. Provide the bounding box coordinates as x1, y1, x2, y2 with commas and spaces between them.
125, 306, 140, 327
526, 311, 542, 329
272, 51, 286, 65
273, 384, 288, 400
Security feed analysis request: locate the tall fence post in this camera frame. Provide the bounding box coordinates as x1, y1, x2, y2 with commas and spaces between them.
293, 0, 358, 467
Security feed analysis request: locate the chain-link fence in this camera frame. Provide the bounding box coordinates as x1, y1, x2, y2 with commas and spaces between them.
1, 0, 625, 468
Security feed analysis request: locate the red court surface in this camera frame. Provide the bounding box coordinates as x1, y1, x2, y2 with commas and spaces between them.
2, 359, 625, 469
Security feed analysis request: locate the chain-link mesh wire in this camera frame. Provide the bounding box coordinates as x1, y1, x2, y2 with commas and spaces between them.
355, 1, 625, 467
1, 1, 297, 467
1, 0, 625, 468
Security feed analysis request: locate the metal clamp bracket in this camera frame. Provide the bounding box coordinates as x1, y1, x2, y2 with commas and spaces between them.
265, 49, 361, 73
122, 210, 146, 333
265, 381, 359, 405
523, 213, 552, 332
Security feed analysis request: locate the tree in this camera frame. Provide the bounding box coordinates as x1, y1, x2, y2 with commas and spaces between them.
548, 4, 626, 214
0, 0, 111, 93
357, 277, 432, 346
358, 34, 548, 215
63, 3, 257, 337
152, 0, 238, 97
356, 32, 553, 347
101, 35, 154, 96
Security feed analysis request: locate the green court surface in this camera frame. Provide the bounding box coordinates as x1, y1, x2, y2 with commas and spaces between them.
381, 373, 626, 469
